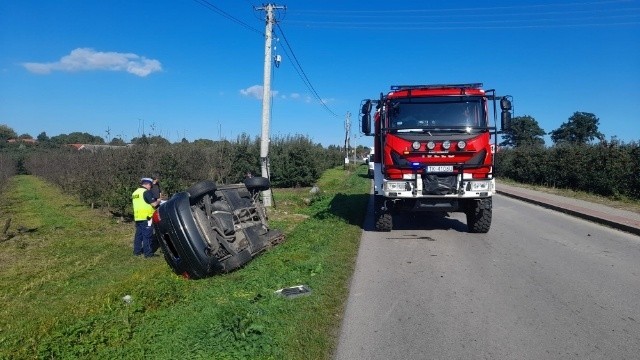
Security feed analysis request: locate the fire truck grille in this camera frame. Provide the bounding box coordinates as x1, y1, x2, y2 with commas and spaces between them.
423, 175, 457, 195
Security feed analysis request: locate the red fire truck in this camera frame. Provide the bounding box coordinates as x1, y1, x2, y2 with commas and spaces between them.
360, 83, 512, 232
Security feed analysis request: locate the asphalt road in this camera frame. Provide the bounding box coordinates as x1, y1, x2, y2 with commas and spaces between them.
335, 194, 640, 360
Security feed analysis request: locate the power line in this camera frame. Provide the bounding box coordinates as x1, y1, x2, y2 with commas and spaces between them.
275, 23, 339, 118
284, 21, 640, 31
289, 7, 640, 24
290, 0, 634, 14
189, 1, 338, 117
191, 0, 263, 35
285, 1, 640, 30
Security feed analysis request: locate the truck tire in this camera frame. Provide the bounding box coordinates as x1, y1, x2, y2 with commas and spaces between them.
466, 198, 492, 233
187, 180, 217, 204
244, 176, 270, 192
375, 212, 392, 231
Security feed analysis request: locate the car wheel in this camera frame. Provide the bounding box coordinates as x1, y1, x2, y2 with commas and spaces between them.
187, 180, 217, 204
244, 176, 270, 192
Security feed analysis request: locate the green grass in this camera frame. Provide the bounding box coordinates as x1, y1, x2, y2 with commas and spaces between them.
0, 166, 370, 359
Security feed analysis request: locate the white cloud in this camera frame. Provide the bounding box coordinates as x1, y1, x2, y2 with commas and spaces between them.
321, 97, 335, 105
22, 48, 162, 77
239, 87, 334, 107
240, 85, 279, 100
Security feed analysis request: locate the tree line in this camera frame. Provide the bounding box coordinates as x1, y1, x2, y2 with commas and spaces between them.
3, 109, 638, 208
496, 111, 640, 200
1, 132, 344, 218
0, 153, 15, 192
495, 141, 640, 200
499, 111, 605, 147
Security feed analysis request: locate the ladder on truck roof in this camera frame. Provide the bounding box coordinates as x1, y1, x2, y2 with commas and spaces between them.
390, 83, 483, 91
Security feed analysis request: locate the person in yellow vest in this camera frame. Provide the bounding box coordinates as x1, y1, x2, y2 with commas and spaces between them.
132, 177, 160, 257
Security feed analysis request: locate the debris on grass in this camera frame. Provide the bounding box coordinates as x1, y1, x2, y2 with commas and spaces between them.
275, 285, 312, 299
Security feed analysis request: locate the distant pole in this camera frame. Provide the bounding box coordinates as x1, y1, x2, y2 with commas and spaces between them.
353, 128, 357, 167
344, 111, 351, 169
256, 3, 285, 207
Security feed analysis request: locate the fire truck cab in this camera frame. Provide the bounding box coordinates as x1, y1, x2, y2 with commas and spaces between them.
361, 83, 512, 232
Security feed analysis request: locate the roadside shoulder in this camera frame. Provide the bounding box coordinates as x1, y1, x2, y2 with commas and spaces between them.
496, 181, 640, 236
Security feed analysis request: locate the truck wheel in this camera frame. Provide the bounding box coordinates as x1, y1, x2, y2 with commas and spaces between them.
244, 176, 270, 192
466, 198, 492, 233
375, 212, 392, 231
187, 180, 217, 204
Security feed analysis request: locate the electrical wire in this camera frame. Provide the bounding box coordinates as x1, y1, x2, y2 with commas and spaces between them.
191, 0, 263, 35
275, 23, 340, 118
285, 1, 640, 30
291, 0, 633, 14
190, 1, 337, 117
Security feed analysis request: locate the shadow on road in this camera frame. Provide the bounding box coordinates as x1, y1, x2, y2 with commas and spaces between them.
390, 212, 468, 232
312, 193, 469, 233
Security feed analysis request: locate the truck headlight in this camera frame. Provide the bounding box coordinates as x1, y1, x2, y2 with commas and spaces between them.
469, 181, 490, 191
385, 181, 410, 191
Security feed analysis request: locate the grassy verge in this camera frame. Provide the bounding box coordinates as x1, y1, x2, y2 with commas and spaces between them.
0, 166, 370, 359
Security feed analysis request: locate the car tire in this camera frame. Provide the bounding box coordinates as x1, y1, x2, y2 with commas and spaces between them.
187, 180, 217, 203
244, 176, 270, 192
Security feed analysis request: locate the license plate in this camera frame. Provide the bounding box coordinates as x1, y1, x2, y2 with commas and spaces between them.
426, 165, 453, 173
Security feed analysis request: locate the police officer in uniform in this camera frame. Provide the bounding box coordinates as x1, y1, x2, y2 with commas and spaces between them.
132, 177, 160, 257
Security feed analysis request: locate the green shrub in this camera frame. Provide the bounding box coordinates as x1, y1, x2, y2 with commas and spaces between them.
496, 141, 640, 200
22, 135, 344, 216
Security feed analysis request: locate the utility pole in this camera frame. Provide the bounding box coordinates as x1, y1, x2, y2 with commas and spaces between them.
344, 111, 351, 169
256, 3, 285, 207
353, 128, 357, 166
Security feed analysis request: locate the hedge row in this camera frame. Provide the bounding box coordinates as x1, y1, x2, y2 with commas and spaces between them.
495, 141, 640, 200
23, 135, 343, 217
0, 153, 15, 191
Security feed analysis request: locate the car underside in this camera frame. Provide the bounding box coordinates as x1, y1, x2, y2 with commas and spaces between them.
152, 177, 284, 279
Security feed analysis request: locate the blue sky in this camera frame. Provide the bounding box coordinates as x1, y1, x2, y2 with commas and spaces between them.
1, 0, 639, 147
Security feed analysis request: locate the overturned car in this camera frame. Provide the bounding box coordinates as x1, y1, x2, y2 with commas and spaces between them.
152, 177, 284, 279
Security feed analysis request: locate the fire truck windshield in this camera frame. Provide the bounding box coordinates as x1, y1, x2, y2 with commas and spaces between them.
387, 97, 486, 131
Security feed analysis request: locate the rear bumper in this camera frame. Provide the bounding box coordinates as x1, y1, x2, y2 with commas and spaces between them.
153, 187, 286, 279
153, 192, 224, 279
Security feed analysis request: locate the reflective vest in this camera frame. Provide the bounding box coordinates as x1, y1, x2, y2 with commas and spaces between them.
132, 187, 155, 221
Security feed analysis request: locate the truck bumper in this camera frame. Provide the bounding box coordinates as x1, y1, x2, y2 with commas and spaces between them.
379, 175, 494, 200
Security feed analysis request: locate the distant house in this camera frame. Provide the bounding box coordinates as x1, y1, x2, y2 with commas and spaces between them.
6, 138, 37, 144
68, 143, 132, 152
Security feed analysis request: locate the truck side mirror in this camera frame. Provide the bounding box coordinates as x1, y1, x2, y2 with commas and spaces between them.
361, 100, 372, 135
501, 111, 511, 131
500, 96, 512, 131
362, 115, 371, 135
361, 100, 372, 115
500, 97, 512, 111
